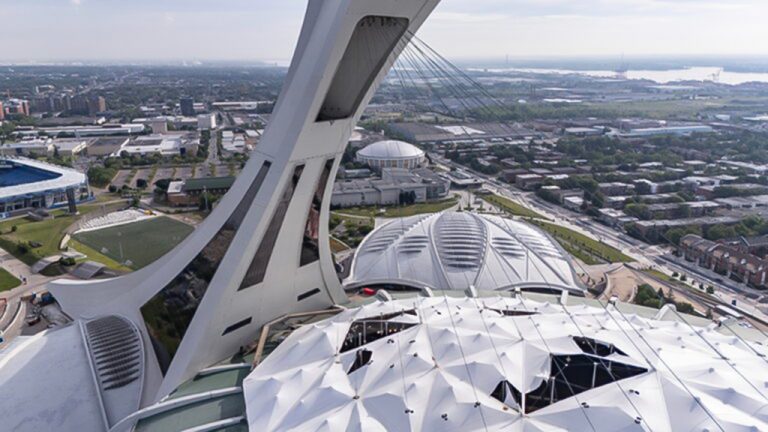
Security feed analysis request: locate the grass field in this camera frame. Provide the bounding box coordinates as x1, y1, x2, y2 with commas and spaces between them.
0, 267, 22, 292
481, 195, 547, 220
68, 239, 133, 272
73, 217, 193, 270
335, 197, 458, 218
0, 204, 124, 266
532, 220, 634, 265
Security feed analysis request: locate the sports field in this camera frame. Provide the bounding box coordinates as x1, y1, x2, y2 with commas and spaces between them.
73, 217, 194, 270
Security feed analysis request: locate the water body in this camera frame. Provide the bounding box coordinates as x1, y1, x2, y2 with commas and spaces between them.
473, 66, 768, 86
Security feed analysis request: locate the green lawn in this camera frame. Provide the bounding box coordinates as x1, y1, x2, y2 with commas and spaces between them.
336, 197, 458, 218
481, 194, 547, 220
73, 217, 193, 270
0, 204, 123, 266
532, 220, 634, 265
0, 211, 83, 265
0, 267, 22, 292
68, 239, 133, 272
642, 269, 678, 283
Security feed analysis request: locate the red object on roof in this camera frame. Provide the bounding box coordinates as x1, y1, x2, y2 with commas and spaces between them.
361, 288, 376, 296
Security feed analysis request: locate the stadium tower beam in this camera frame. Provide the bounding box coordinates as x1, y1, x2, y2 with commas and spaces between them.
48, 0, 442, 404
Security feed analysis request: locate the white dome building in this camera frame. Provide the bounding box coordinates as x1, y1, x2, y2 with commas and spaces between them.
244, 295, 768, 431
345, 212, 584, 295
356, 140, 426, 171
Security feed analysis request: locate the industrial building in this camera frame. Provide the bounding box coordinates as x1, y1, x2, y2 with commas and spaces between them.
331, 167, 449, 207
120, 133, 199, 157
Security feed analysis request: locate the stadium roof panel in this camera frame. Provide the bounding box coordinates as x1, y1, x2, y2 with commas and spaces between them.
345, 212, 584, 294
243, 295, 768, 432
0, 157, 87, 201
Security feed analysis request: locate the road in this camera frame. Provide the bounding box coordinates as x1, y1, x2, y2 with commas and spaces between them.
431, 152, 768, 324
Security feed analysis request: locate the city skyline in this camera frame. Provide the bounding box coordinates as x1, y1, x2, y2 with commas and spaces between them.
1, 0, 768, 63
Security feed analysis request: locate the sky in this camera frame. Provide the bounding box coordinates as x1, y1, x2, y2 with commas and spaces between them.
1, 0, 767, 63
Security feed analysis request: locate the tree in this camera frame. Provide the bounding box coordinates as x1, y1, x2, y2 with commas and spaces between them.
634, 181, 652, 195
706, 224, 737, 241
87, 166, 118, 188
625, 203, 651, 220
672, 204, 691, 219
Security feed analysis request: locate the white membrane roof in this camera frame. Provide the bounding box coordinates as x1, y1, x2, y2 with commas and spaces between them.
345, 212, 583, 293
357, 140, 425, 160
244, 296, 768, 432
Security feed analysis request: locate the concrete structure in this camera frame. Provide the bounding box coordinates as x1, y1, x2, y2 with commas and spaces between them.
52, 139, 88, 157
0, 3, 445, 431
0, 139, 54, 157
86, 137, 130, 157
356, 139, 426, 172
148, 118, 168, 134
39, 123, 145, 138
120, 133, 198, 157
346, 212, 584, 294
621, 125, 714, 137
390, 122, 537, 144
167, 177, 236, 207
221, 130, 248, 153
331, 167, 449, 207
0, 157, 89, 217
197, 113, 217, 130
516, 173, 544, 190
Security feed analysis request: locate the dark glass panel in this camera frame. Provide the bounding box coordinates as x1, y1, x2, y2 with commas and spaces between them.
317, 16, 409, 122
300, 159, 335, 266
239, 165, 304, 290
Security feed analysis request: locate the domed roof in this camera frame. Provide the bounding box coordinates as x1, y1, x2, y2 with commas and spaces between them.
345, 211, 583, 294
357, 140, 425, 160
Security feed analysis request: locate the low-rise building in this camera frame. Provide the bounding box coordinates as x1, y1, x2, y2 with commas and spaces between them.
598, 182, 635, 196
697, 183, 768, 199
516, 174, 543, 191
645, 201, 721, 219
86, 137, 130, 157
598, 209, 638, 228
563, 196, 585, 212
0, 139, 54, 157
197, 114, 217, 130
331, 168, 450, 208
121, 134, 199, 157
632, 216, 741, 243
167, 176, 235, 207
52, 139, 88, 157
680, 234, 768, 289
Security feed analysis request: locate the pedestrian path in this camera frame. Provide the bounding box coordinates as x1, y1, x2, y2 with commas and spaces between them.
0, 247, 57, 301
